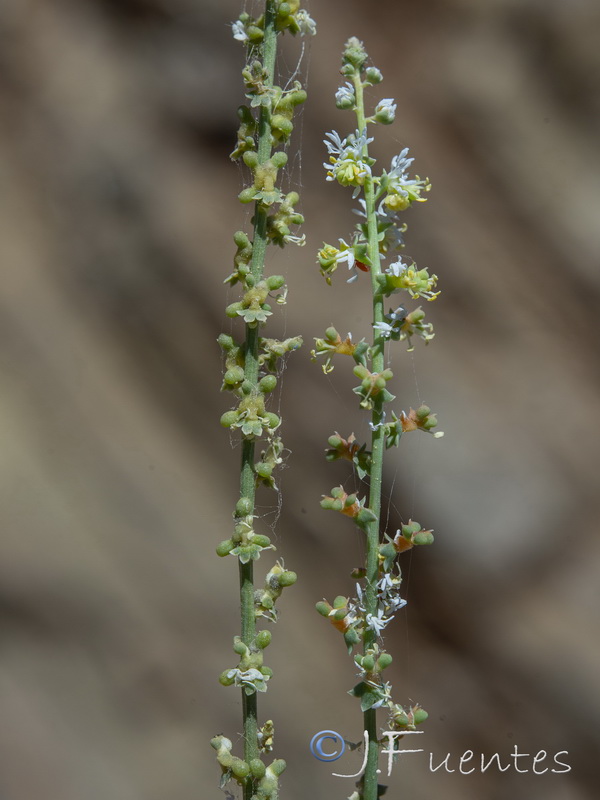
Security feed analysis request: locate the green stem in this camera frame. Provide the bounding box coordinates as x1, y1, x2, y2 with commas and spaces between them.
239, 3, 278, 797
354, 70, 386, 800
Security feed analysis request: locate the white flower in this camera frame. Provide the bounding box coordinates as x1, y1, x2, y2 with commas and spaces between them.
365, 680, 393, 708
387, 258, 409, 277
373, 321, 395, 339
296, 9, 317, 36
335, 82, 355, 108
389, 148, 414, 177
283, 233, 306, 246
231, 20, 248, 42
332, 238, 361, 283
365, 608, 393, 635
226, 667, 270, 694
375, 98, 397, 124
369, 411, 387, 431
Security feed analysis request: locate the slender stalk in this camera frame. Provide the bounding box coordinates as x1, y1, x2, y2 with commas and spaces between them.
353, 69, 385, 800
237, 4, 278, 796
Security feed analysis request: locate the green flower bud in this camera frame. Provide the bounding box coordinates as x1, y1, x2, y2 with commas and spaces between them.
260, 666, 273, 678
356, 507, 377, 526
241, 380, 253, 395
364, 67, 383, 85
393, 710, 410, 727
380, 543, 397, 559
258, 374, 277, 393
220, 410, 239, 428
343, 37, 368, 71
416, 405, 431, 420
216, 539, 234, 557
278, 2, 291, 17
413, 707, 429, 725
279, 570, 297, 587
233, 230, 249, 247
255, 630, 272, 649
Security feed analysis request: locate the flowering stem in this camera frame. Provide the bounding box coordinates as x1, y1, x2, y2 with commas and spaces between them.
353, 68, 386, 800
238, 3, 278, 795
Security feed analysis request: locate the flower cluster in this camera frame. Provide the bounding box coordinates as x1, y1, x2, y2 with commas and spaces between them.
313, 38, 437, 797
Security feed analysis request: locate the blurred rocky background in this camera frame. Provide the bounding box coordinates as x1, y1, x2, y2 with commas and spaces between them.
0, 0, 599, 798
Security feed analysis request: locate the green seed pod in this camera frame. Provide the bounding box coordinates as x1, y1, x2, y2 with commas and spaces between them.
224, 366, 245, 385
333, 595, 347, 608
266, 275, 285, 291
328, 434, 343, 448
231, 758, 250, 779
379, 543, 397, 560
219, 670, 235, 687
413, 708, 429, 725
241, 380, 253, 395
238, 187, 257, 204
258, 374, 277, 393
243, 150, 259, 168
374, 376, 386, 390
356, 507, 377, 526
332, 608, 346, 621
325, 326, 339, 341
271, 151, 288, 168
278, 2, 291, 17
378, 653, 393, 670
279, 570, 297, 587
260, 666, 273, 678
331, 498, 343, 512
331, 486, 344, 498
320, 497, 334, 510
255, 630, 272, 649
416, 405, 431, 420
233, 638, 247, 655
226, 301, 244, 318
393, 710, 410, 727
271, 115, 293, 137
270, 759, 286, 776
422, 416, 438, 430
234, 230, 250, 247
256, 462, 273, 478
247, 26, 264, 43
261, 595, 274, 609
216, 539, 234, 557
217, 333, 235, 351
344, 628, 360, 647
220, 410, 239, 428
265, 412, 280, 429
235, 497, 253, 517
353, 365, 369, 379
316, 601, 330, 617
413, 531, 434, 546
250, 759, 266, 778
345, 493, 357, 507
402, 521, 422, 537
362, 655, 375, 672
253, 534, 272, 548
381, 369, 393, 380
354, 654, 364, 667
